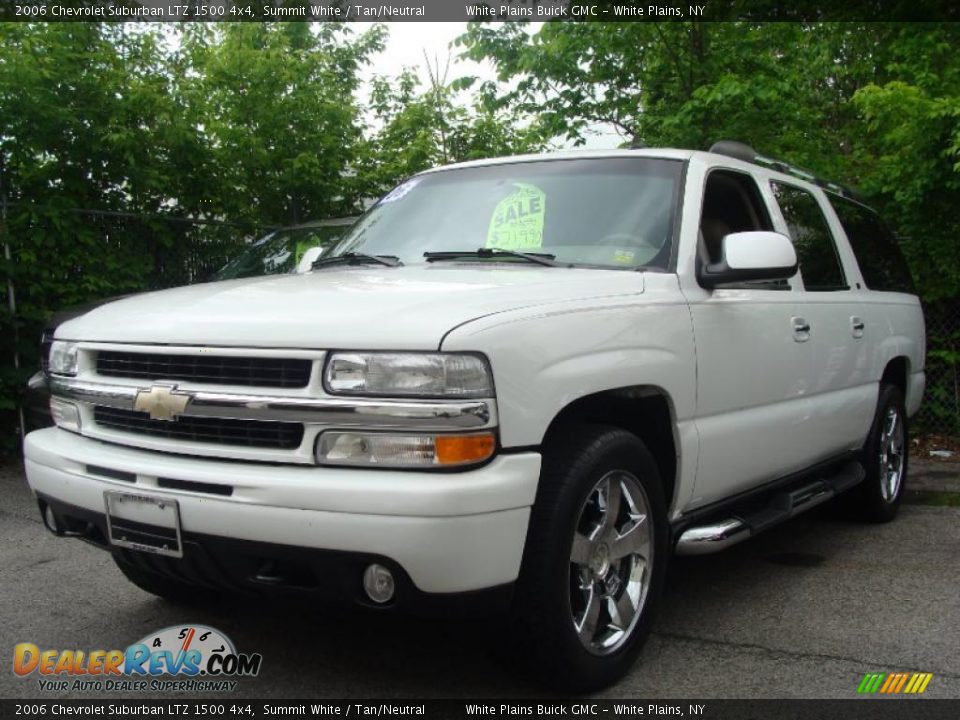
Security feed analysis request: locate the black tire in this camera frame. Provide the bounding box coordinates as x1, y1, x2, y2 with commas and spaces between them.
846, 383, 909, 523
512, 424, 668, 691
112, 554, 220, 605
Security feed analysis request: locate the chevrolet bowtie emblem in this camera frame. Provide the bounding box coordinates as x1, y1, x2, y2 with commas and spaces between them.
133, 384, 192, 421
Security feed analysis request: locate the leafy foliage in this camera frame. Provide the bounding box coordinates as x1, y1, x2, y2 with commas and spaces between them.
356, 63, 544, 199
0, 23, 542, 451
186, 23, 387, 224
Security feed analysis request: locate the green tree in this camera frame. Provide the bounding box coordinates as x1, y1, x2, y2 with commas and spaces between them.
0, 24, 197, 448
456, 22, 873, 161
848, 25, 960, 301
357, 60, 545, 198
188, 23, 385, 225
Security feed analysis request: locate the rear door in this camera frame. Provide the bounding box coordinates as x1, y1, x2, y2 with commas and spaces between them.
769, 182, 875, 458
826, 195, 925, 419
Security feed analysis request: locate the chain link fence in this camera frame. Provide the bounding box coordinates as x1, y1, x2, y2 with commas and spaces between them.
0, 205, 275, 452
915, 301, 960, 438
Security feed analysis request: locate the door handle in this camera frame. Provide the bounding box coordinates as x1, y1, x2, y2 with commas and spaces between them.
792, 316, 811, 342
851, 316, 865, 339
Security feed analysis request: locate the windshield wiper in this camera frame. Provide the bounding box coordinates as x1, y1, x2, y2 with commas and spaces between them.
312, 253, 403, 270
424, 248, 563, 268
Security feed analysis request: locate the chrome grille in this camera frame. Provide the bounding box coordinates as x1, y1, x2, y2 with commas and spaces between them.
96, 351, 312, 388
93, 407, 304, 450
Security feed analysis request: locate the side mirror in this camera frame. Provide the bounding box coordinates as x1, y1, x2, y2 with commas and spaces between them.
698, 231, 798, 289
296, 246, 323, 274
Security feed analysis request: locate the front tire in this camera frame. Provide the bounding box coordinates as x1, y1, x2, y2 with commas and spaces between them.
512, 425, 668, 691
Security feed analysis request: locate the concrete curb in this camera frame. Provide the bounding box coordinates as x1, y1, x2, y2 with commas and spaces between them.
906, 458, 960, 495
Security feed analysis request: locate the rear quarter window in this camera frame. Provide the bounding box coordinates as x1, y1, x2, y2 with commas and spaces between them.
828, 195, 916, 294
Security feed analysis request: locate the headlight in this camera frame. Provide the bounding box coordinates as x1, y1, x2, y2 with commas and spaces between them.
48, 341, 78, 376
324, 352, 493, 398
316, 431, 496, 468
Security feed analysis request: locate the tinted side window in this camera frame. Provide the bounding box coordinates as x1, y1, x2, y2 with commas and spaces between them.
771, 183, 847, 291
829, 195, 916, 294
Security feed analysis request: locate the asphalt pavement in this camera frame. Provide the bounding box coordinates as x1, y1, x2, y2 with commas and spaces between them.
1, 457, 958, 700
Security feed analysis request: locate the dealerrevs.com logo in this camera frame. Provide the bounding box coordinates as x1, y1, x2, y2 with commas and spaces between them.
13, 625, 262, 693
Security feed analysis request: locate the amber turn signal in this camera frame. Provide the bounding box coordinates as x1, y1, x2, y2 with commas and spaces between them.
435, 433, 496, 466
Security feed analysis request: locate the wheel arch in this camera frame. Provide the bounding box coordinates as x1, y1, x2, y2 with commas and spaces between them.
881, 356, 909, 397
543, 386, 679, 513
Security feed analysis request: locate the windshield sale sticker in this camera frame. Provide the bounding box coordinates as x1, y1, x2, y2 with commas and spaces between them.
486, 183, 546, 250
13, 624, 262, 693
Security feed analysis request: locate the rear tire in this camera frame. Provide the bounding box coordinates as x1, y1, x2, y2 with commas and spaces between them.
113, 554, 219, 605
512, 425, 668, 691
846, 383, 908, 523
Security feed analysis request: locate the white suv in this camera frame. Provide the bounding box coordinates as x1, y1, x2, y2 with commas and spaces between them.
24, 143, 925, 690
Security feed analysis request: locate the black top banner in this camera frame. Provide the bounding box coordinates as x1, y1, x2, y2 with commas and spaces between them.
0, 0, 958, 22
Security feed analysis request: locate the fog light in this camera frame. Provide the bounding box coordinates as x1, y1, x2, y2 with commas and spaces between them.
49, 397, 82, 432
362, 563, 395, 604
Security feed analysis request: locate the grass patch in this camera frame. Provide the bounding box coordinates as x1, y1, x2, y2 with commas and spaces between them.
904, 490, 960, 507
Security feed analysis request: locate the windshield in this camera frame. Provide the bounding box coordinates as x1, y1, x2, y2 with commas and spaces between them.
328, 158, 684, 270
215, 223, 353, 280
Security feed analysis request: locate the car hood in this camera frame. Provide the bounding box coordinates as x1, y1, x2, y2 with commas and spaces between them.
47, 294, 136, 330
56, 265, 646, 349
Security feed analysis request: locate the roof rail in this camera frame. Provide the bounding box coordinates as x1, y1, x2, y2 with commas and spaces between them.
708, 140, 861, 200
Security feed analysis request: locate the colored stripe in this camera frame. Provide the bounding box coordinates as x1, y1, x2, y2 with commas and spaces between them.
884, 673, 901, 694
857, 674, 874, 693
917, 673, 933, 694
893, 673, 909, 693
890, 673, 906, 693
904, 674, 921, 693
868, 673, 886, 693
909, 673, 929, 693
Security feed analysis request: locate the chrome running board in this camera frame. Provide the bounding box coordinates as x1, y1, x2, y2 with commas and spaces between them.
675, 461, 865, 556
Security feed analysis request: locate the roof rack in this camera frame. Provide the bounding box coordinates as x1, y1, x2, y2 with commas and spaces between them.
708, 140, 861, 200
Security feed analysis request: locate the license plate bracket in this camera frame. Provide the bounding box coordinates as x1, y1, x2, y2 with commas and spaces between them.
104, 491, 183, 558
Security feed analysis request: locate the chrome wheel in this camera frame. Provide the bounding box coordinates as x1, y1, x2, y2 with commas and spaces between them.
879, 406, 905, 503
569, 470, 653, 656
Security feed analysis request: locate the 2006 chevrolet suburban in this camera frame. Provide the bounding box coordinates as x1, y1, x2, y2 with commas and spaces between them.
24, 142, 925, 689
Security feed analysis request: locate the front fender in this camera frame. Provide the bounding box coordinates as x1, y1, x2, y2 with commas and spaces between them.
441, 297, 697, 448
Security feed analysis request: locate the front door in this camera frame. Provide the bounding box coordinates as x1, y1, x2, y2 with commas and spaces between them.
686, 169, 814, 508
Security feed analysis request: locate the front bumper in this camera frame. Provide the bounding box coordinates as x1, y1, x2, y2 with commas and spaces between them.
24, 428, 541, 599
